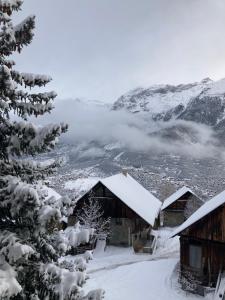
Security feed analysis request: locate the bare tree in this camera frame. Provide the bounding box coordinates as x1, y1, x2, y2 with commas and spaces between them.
77, 193, 111, 236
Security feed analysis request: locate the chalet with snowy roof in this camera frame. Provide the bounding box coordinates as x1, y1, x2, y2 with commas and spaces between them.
172, 190, 225, 294
72, 172, 161, 251
160, 186, 202, 227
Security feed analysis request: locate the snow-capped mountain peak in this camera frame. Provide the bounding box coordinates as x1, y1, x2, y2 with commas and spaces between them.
112, 79, 214, 115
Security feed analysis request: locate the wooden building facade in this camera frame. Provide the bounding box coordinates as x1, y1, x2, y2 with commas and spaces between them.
172, 190, 225, 294
161, 187, 202, 227
71, 173, 161, 250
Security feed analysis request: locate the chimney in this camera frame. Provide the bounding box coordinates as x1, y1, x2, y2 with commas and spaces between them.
122, 169, 128, 177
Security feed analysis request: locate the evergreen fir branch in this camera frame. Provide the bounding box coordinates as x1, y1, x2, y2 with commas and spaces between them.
11, 70, 52, 88
0, 0, 23, 16
0, 159, 61, 183
13, 15, 35, 52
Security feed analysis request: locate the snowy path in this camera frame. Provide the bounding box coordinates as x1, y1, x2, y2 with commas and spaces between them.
88, 249, 179, 274
85, 258, 210, 300
83, 229, 213, 300
87, 228, 180, 273
64, 228, 213, 299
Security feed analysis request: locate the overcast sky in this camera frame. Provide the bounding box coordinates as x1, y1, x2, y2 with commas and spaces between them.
13, 0, 225, 102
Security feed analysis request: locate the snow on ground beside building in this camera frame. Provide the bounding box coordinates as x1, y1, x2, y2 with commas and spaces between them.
63, 228, 180, 274
90, 247, 152, 273
61, 227, 213, 299
86, 228, 179, 272
155, 227, 180, 255
84, 258, 211, 300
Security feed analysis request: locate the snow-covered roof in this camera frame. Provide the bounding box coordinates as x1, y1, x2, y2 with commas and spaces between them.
161, 186, 195, 210
171, 190, 225, 237
91, 173, 161, 226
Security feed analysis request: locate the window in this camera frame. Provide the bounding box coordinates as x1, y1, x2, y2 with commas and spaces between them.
189, 244, 202, 269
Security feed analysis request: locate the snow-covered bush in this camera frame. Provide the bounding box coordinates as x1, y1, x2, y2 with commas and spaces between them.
83, 289, 105, 300
0, 1, 104, 299
83, 250, 94, 262
52, 222, 95, 255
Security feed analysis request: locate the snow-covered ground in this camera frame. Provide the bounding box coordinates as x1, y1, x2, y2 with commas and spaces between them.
85, 258, 209, 300
86, 228, 180, 273
85, 228, 213, 299
63, 228, 213, 299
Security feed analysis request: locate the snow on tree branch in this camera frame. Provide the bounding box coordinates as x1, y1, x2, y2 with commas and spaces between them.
0, 0, 22, 16
2, 121, 68, 157
0, 255, 22, 299
0, 158, 61, 182
13, 15, 35, 52
0, 231, 35, 264
12, 70, 52, 88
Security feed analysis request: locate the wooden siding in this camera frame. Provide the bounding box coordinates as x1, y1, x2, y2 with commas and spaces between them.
163, 193, 202, 227
180, 236, 225, 286
162, 192, 193, 227
75, 182, 149, 222
164, 191, 192, 211
180, 203, 225, 287
183, 204, 225, 242
74, 182, 150, 239
162, 211, 185, 227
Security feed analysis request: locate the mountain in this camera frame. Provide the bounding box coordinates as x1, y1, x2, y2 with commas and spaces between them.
113, 77, 225, 140
112, 78, 213, 114
42, 79, 225, 202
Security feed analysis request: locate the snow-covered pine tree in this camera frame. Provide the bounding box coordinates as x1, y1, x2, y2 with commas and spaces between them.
0, 1, 104, 299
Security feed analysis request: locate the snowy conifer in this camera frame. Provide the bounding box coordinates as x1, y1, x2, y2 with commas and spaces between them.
0, 1, 104, 299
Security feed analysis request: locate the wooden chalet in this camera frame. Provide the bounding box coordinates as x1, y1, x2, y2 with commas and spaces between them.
160, 186, 202, 227
172, 190, 225, 294
72, 172, 161, 252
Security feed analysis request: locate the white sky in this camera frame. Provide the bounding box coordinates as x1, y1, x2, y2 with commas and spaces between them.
12, 0, 225, 102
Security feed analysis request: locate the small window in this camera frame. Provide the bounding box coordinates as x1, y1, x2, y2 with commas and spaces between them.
189, 244, 202, 269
